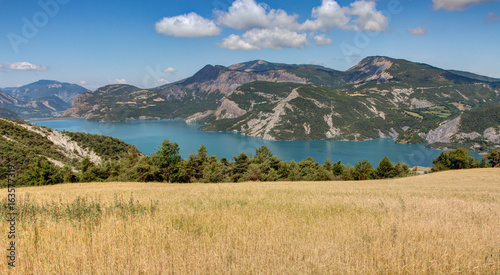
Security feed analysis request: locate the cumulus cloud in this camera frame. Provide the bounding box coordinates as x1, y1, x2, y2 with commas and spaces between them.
407, 27, 427, 36
216, 0, 299, 30
433, 0, 500, 11
79, 80, 87, 86
0, 62, 47, 71
301, 0, 351, 31
217, 28, 308, 51
155, 12, 221, 37
163, 67, 177, 73
110, 78, 127, 84
313, 34, 333, 45
349, 1, 388, 32
300, 0, 387, 32
155, 0, 388, 51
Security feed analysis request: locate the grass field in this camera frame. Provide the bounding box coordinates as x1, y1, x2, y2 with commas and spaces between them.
1, 169, 499, 274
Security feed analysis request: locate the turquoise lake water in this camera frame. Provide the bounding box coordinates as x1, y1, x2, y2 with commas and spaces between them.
32, 119, 476, 167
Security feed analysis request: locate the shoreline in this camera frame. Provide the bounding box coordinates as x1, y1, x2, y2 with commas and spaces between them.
27, 117, 84, 122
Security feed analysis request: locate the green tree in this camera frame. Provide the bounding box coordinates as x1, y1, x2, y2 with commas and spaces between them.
449, 148, 475, 169
187, 145, 209, 180
171, 159, 191, 183
395, 162, 410, 177
433, 148, 477, 171
231, 152, 250, 182
150, 139, 181, 183
25, 157, 62, 186
133, 156, 162, 182
254, 145, 273, 164
203, 156, 226, 183
484, 150, 500, 167
353, 160, 374, 181
375, 156, 396, 179
332, 160, 344, 177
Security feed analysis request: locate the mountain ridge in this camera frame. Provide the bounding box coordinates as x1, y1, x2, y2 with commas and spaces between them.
62, 56, 500, 151
1, 80, 90, 119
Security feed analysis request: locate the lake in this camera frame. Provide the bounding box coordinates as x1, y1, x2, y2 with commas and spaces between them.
32, 119, 471, 167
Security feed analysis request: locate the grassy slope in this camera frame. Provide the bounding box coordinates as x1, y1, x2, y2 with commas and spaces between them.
1, 168, 499, 273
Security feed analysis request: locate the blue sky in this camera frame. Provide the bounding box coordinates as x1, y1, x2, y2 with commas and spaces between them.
1, 0, 499, 90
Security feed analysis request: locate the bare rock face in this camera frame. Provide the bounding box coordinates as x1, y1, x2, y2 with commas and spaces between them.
484, 127, 500, 143
214, 99, 246, 120
347, 56, 394, 83
420, 116, 461, 143
64, 92, 94, 118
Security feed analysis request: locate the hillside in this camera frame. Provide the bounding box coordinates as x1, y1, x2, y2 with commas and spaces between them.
63, 56, 500, 150
0, 117, 139, 186
0, 107, 20, 119
1, 80, 89, 119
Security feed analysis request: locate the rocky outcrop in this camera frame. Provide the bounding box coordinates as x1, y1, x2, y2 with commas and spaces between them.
63, 92, 94, 118
246, 88, 300, 140
484, 127, 500, 143
420, 116, 461, 143
347, 56, 394, 83
214, 99, 246, 120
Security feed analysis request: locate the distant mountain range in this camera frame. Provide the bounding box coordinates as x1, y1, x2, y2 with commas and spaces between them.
0, 80, 89, 119
62, 56, 500, 151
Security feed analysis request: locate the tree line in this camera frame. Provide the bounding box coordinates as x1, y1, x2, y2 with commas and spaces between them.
2, 138, 499, 187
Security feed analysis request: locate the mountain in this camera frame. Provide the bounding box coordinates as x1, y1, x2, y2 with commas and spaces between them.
447, 70, 500, 83
64, 56, 500, 151
0, 89, 18, 105
6, 80, 89, 104
0, 107, 20, 119
0, 80, 90, 119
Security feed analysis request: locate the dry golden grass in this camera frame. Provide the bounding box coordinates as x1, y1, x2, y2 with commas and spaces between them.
1, 168, 500, 274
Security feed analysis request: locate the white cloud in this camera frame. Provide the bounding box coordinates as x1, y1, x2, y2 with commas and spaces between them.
0, 62, 47, 71
311, 61, 325, 66
349, 1, 388, 32
155, 12, 221, 37
156, 79, 170, 85
433, 0, 500, 11
217, 34, 260, 51
407, 27, 427, 36
163, 67, 177, 73
110, 78, 127, 84
313, 34, 333, 45
79, 80, 87, 86
300, 0, 387, 32
216, 0, 299, 30
301, 0, 351, 31
155, 0, 388, 51
217, 28, 308, 51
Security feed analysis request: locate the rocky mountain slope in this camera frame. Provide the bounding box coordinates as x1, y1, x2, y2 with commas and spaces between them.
0, 117, 138, 184
1, 80, 89, 119
63, 56, 500, 151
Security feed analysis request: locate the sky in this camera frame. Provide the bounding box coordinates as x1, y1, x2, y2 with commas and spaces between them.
1, 0, 499, 90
